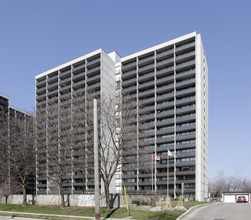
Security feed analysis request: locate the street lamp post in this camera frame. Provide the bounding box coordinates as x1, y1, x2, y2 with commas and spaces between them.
93, 99, 100, 220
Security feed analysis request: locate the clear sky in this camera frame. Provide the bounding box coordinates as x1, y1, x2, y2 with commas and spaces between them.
0, 0, 251, 180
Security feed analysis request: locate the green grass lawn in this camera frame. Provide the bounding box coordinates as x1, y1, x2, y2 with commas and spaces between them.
0, 202, 211, 219
0, 204, 185, 219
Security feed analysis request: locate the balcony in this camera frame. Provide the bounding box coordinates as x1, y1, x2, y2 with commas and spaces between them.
139, 105, 155, 114
156, 66, 174, 77
138, 71, 154, 83
37, 99, 46, 106
176, 96, 195, 106
156, 84, 174, 94
156, 75, 174, 86
122, 70, 137, 81
122, 77, 137, 88
86, 66, 100, 77
139, 130, 155, 139
87, 82, 100, 91
36, 86, 46, 95
176, 60, 195, 72
176, 114, 196, 123
60, 93, 71, 101
141, 96, 155, 105
156, 57, 174, 69
73, 80, 85, 89
73, 63, 85, 73
123, 85, 136, 94
156, 92, 174, 102
47, 89, 58, 97
176, 105, 195, 115
87, 73, 100, 84
176, 124, 196, 133
60, 68, 71, 79
156, 136, 174, 145
156, 49, 174, 60
176, 41, 195, 53
87, 57, 100, 69
156, 101, 174, 110
47, 74, 58, 83
48, 81, 58, 91
176, 78, 195, 89
176, 143, 196, 150
59, 84, 71, 93
36, 78, 46, 87
138, 55, 154, 66
156, 118, 174, 127
138, 89, 155, 98
176, 68, 195, 80
156, 109, 174, 119
138, 80, 154, 90
156, 127, 174, 136
138, 113, 155, 122
176, 134, 196, 142
138, 63, 154, 74
36, 93, 46, 101
122, 61, 137, 72
47, 96, 58, 104
176, 51, 195, 63
73, 71, 85, 81
60, 77, 71, 86
176, 87, 195, 98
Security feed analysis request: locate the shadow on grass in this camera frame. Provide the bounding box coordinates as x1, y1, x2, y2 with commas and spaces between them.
104, 207, 119, 219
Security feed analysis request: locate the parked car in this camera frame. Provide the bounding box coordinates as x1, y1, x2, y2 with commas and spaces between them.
237, 196, 246, 203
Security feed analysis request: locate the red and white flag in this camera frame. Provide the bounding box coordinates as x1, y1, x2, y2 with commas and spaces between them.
152, 155, 162, 161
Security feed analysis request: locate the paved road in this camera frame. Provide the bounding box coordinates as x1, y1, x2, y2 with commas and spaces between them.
183, 202, 251, 220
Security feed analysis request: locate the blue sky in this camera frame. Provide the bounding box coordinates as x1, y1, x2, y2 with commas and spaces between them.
0, 0, 251, 180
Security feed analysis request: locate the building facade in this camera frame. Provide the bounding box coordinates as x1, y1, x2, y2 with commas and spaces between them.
0, 93, 35, 195
35, 50, 117, 195
35, 32, 208, 201
120, 32, 208, 201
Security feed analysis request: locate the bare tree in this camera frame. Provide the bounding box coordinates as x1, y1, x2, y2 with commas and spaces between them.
36, 91, 93, 207
97, 94, 139, 209
0, 108, 10, 203
209, 171, 251, 198
37, 100, 76, 207
0, 108, 35, 205
36, 90, 149, 209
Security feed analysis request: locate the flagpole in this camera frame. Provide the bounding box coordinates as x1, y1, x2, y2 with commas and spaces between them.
167, 152, 169, 200
152, 154, 153, 192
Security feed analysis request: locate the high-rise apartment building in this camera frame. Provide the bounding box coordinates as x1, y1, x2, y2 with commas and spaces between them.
0, 93, 35, 195
35, 32, 208, 201
120, 32, 208, 201
35, 50, 117, 195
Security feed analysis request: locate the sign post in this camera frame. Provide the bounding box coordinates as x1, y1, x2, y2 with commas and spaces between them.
181, 182, 184, 207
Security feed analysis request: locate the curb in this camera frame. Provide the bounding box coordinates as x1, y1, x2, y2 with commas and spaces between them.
0, 210, 137, 220
176, 203, 216, 220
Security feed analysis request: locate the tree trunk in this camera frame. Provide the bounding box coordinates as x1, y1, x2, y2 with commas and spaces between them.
104, 182, 110, 209
22, 185, 27, 205
59, 179, 65, 208
4, 195, 8, 204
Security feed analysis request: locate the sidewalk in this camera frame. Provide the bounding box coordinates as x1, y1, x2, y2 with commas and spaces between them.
0, 210, 136, 220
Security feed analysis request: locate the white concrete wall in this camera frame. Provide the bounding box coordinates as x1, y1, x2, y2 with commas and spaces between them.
195, 34, 209, 201
0, 194, 158, 208
100, 51, 120, 195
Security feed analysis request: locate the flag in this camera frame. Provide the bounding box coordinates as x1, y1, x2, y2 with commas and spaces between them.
152, 155, 162, 161
168, 150, 176, 157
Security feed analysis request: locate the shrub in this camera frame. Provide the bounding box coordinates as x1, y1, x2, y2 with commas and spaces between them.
132, 200, 140, 205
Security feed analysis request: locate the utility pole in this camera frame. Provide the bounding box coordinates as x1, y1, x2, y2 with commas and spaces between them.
94, 99, 100, 220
